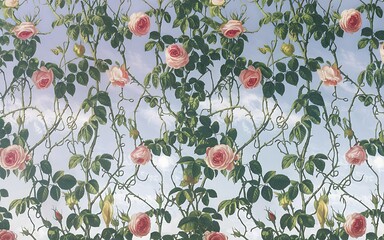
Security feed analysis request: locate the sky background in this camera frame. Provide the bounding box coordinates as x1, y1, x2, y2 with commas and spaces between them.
1, 0, 384, 239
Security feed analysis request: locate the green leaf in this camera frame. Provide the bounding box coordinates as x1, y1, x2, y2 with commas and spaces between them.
282, 154, 298, 169
97, 91, 111, 106
276, 62, 286, 72
358, 38, 370, 49
261, 186, 273, 202
308, 91, 325, 106
78, 59, 89, 71
274, 23, 288, 40
67, 63, 77, 73
57, 174, 77, 190
145, 41, 156, 51
69, 154, 84, 169
269, 174, 290, 190
84, 214, 100, 227
54, 82, 66, 98
299, 66, 312, 81
77, 72, 89, 86
37, 186, 49, 203
89, 66, 100, 81
50, 185, 61, 201
263, 82, 275, 98
288, 58, 299, 71
85, 180, 99, 194
250, 160, 262, 175
40, 160, 52, 174
286, 71, 298, 86
299, 180, 313, 194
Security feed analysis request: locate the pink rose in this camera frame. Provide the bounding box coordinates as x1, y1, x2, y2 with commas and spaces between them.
211, 0, 225, 6
12, 22, 38, 40
128, 212, 151, 237
379, 43, 384, 63
0, 145, 30, 170
165, 44, 189, 69
339, 9, 362, 33
220, 20, 245, 39
239, 66, 262, 89
107, 65, 129, 87
130, 146, 152, 165
128, 12, 151, 36
4, 0, 19, 8
205, 144, 236, 170
345, 145, 366, 165
32, 66, 54, 89
0, 230, 17, 240
344, 213, 366, 238
203, 231, 228, 240
317, 65, 342, 86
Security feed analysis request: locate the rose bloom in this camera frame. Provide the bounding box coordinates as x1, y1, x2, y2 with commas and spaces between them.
165, 44, 189, 69
107, 65, 129, 87
211, 0, 225, 6
380, 43, 384, 63
339, 9, 362, 33
220, 20, 245, 39
239, 66, 262, 89
4, 0, 19, 8
205, 144, 236, 170
317, 65, 342, 86
128, 212, 151, 237
128, 12, 151, 36
203, 231, 228, 240
12, 22, 38, 40
32, 66, 54, 89
0, 145, 30, 170
345, 145, 367, 165
344, 213, 366, 238
130, 145, 152, 165
0, 230, 17, 240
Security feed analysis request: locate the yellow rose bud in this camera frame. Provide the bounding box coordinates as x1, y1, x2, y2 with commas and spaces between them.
102, 200, 113, 228
316, 199, 328, 228
344, 129, 354, 139
129, 129, 140, 140
73, 43, 85, 57
64, 193, 78, 210
281, 43, 295, 56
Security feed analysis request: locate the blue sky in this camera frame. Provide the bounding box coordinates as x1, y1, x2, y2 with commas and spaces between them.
1, 0, 384, 239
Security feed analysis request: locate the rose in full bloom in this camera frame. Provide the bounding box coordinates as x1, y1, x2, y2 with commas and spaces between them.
220, 20, 245, 38
107, 65, 130, 87
128, 212, 151, 237
203, 231, 228, 240
239, 66, 262, 89
345, 145, 367, 165
4, 0, 18, 8
32, 66, 54, 89
317, 65, 342, 86
0, 145, 30, 170
0, 230, 17, 240
344, 213, 366, 238
205, 144, 236, 170
12, 22, 38, 40
211, 0, 225, 6
339, 9, 362, 33
165, 44, 189, 69
130, 145, 152, 165
128, 12, 151, 36
380, 43, 384, 63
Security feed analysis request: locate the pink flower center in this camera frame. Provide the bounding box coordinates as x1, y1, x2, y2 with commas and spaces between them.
212, 152, 224, 164
138, 19, 147, 29
40, 78, 50, 87
247, 77, 257, 86
169, 49, 180, 57
5, 152, 16, 165
227, 29, 240, 37
348, 16, 358, 27
19, 31, 32, 39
